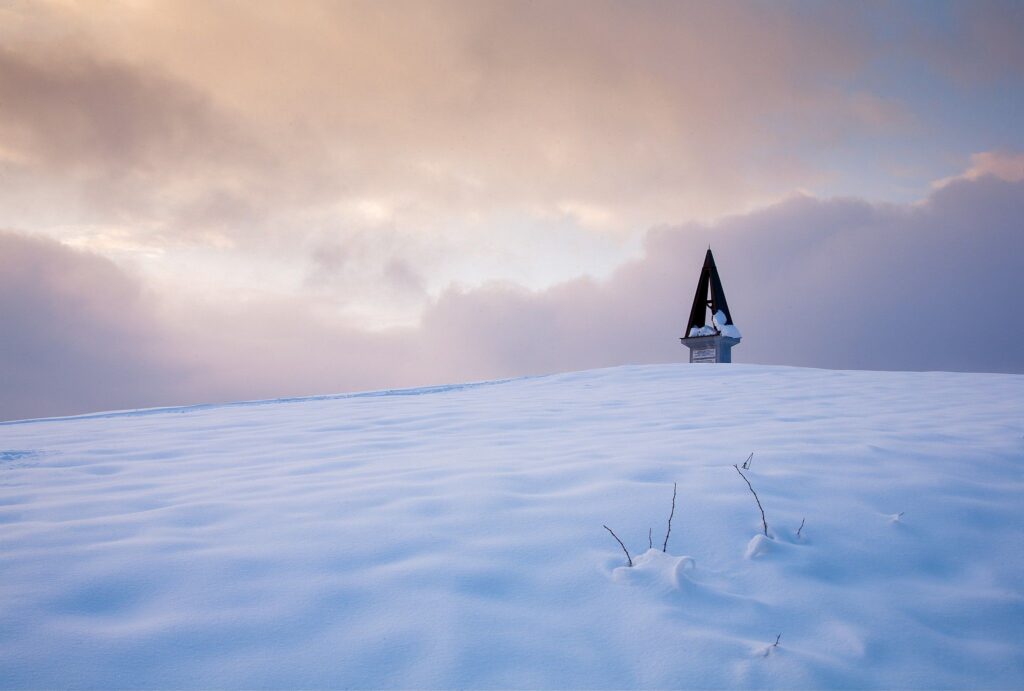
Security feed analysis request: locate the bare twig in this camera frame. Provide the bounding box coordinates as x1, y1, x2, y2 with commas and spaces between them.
762, 633, 782, 658
734, 464, 769, 537
796, 517, 805, 539
662, 482, 677, 552
648, 527, 653, 550
603, 525, 633, 567
742, 452, 754, 470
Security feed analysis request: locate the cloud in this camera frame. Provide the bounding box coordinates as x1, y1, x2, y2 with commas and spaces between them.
0, 232, 195, 420
2, 2, 1021, 419
934, 151, 1024, 187
0, 0, 887, 234
0, 47, 229, 175
3, 172, 1020, 421
2, 1, 1020, 330
0, 44, 285, 253
0, 231, 422, 419
414, 174, 1024, 378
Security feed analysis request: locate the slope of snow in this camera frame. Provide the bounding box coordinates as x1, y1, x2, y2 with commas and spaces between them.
1, 364, 1022, 689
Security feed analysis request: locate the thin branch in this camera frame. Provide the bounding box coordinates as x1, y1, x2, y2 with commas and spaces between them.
763, 632, 782, 658
796, 518, 805, 539
734, 464, 769, 537
648, 527, 653, 550
603, 525, 633, 567
662, 482, 677, 552
742, 452, 754, 470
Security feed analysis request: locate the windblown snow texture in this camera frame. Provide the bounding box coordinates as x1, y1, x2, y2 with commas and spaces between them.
1, 364, 1022, 688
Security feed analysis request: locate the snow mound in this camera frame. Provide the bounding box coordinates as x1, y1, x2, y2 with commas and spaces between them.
713, 309, 742, 339
687, 310, 742, 339
612, 549, 697, 590
1, 363, 1022, 688
744, 533, 776, 559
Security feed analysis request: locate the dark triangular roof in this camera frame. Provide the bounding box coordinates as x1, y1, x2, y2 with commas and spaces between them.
684, 248, 735, 336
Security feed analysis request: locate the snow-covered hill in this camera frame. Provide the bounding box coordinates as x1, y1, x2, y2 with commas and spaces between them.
1, 364, 1022, 689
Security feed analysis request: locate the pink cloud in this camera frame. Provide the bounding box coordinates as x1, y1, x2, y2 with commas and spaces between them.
4, 172, 1022, 421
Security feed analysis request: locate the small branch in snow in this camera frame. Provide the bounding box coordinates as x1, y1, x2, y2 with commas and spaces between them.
734, 464, 769, 537
742, 452, 753, 470
762, 633, 782, 658
796, 518, 805, 539
662, 482, 677, 552
604, 525, 633, 567
648, 527, 653, 550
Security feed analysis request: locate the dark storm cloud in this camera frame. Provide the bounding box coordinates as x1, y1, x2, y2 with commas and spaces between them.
3, 174, 1020, 421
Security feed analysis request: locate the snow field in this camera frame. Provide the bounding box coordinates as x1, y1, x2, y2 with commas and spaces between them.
1, 364, 1022, 688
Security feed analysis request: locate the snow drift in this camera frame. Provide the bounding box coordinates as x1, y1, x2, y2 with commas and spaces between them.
1, 364, 1022, 688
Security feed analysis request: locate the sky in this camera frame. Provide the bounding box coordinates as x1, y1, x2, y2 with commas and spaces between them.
1, 0, 1023, 421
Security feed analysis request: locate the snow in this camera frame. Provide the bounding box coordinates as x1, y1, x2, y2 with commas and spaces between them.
1, 364, 1022, 689
713, 309, 742, 339
721, 325, 742, 339
687, 310, 741, 339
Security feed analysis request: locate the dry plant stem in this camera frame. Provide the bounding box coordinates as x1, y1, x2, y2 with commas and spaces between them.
603, 525, 633, 567
797, 517, 805, 538
648, 528, 653, 550
662, 482, 677, 552
762, 632, 782, 658
734, 464, 769, 537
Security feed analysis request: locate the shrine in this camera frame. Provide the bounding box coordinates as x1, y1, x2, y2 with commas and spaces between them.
680, 249, 741, 363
